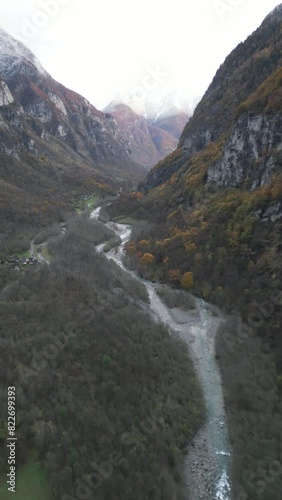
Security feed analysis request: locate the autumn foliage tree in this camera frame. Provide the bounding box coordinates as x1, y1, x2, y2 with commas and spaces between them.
140, 253, 155, 266
181, 272, 194, 290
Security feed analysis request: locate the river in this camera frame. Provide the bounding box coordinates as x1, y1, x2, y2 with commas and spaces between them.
91, 206, 232, 500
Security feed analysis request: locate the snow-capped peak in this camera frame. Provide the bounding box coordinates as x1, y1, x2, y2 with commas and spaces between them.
0, 27, 47, 79
115, 89, 200, 121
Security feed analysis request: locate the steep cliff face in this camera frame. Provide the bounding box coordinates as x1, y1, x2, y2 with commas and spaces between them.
207, 112, 282, 189
0, 28, 145, 228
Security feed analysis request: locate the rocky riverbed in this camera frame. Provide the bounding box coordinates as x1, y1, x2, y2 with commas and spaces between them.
91, 206, 232, 499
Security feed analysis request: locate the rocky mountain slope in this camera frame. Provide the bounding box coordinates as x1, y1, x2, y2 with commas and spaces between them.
0, 28, 145, 236
142, 4, 282, 191
108, 6, 282, 498
151, 109, 190, 140
105, 102, 189, 169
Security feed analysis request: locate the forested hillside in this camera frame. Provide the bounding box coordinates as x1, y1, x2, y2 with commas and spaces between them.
0, 216, 204, 500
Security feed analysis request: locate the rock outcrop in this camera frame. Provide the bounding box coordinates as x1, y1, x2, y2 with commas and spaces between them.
0, 81, 14, 106
207, 113, 282, 189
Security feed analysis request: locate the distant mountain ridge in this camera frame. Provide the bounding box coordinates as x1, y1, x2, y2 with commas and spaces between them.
112, 89, 200, 121
105, 102, 189, 169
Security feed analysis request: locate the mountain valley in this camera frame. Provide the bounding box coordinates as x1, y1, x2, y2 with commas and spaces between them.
0, 5, 282, 500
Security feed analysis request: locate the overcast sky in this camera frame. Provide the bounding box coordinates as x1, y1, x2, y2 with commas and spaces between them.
0, 0, 281, 111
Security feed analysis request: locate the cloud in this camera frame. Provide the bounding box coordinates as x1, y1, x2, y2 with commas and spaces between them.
0, 0, 281, 110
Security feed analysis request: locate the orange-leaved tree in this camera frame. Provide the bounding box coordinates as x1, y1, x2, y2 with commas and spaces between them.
181, 272, 194, 290
140, 253, 155, 266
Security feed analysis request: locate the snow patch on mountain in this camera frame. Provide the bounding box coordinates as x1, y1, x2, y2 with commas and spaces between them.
0, 27, 47, 78
114, 90, 200, 121
56, 124, 68, 138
